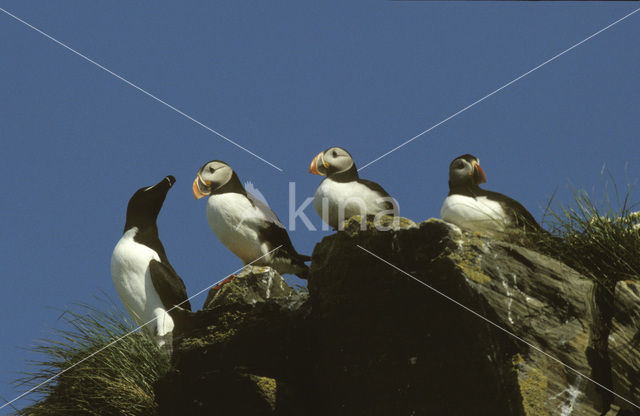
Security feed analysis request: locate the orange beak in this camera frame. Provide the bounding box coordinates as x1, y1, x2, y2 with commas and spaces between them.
309, 152, 327, 175
192, 175, 210, 199
473, 162, 487, 184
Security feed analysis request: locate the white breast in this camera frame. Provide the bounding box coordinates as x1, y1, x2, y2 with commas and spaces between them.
206, 193, 272, 265
312, 179, 397, 229
440, 194, 510, 232
110, 227, 174, 341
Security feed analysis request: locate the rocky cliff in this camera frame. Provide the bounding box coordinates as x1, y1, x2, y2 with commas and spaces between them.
156, 217, 640, 416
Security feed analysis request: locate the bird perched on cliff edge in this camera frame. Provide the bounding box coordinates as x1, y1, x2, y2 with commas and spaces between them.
309, 146, 398, 230
440, 154, 541, 233
193, 160, 310, 279
111, 176, 191, 348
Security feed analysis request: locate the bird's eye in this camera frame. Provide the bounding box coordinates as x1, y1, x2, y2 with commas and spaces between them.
332, 150, 338, 157
209, 167, 215, 173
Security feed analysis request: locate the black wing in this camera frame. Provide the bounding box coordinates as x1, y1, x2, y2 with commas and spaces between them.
246, 191, 310, 263
356, 178, 396, 211
478, 188, 541, 232
258, 221, 311, 263
149, 260, 191, 311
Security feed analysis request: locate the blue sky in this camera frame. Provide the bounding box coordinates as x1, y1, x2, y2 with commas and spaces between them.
1, 1, 639, 411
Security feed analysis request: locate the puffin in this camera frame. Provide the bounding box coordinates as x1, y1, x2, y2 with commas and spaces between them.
193, 160, 310, 278
309, 146, 398, 230
111, 175, 191, 347
440, 154, 541, 233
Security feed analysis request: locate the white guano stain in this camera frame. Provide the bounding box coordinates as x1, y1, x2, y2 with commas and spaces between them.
265, 273, 273, 298
497, 266, 515, 324
553, 379, 584, 416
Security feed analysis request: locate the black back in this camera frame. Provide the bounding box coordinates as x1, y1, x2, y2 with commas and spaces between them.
451, 184, 541, 232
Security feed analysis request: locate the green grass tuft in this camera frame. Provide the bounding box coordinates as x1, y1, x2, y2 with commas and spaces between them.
535, 186, 640, 290
15, 298, 169, 416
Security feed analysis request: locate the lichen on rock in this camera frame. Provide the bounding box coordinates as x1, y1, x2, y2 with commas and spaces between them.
153, 217, 639, 415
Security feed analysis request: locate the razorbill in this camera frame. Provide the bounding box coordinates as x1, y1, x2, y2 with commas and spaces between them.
111, 175, 191, 347
193, 160, 310, 278
440, 154, 541, 233
309, 146, 398, 230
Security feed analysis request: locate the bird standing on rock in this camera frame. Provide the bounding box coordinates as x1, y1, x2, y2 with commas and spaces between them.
193, 160, 310, 279
111, 176, 191, 348
309, 146, 398, 230
440, 154, 542, 233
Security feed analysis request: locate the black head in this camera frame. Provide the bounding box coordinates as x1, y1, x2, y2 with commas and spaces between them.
448, 154, 487, 189
309, 146, 358, 178
124, 175, 176, 232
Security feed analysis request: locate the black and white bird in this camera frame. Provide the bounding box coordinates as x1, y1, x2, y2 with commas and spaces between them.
111, 176, 191, 347
440, 154, 541, 233
309, 147, 398, 229
193, 160, 310, 278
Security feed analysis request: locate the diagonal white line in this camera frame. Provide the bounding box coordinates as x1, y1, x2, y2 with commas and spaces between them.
0, 245, 282, 410
359, 7, 640, 171
356, 244, 640, 411
0, 7, 284, 172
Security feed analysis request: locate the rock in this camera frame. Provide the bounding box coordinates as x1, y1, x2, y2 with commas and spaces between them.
339, 214, 418, 237
203, 265, 302, 309
156, 370, 276, 416
306, 218, 602, 415
156, 266, 308, 416
608, 280, 640, 414
156, 218, 639, 415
